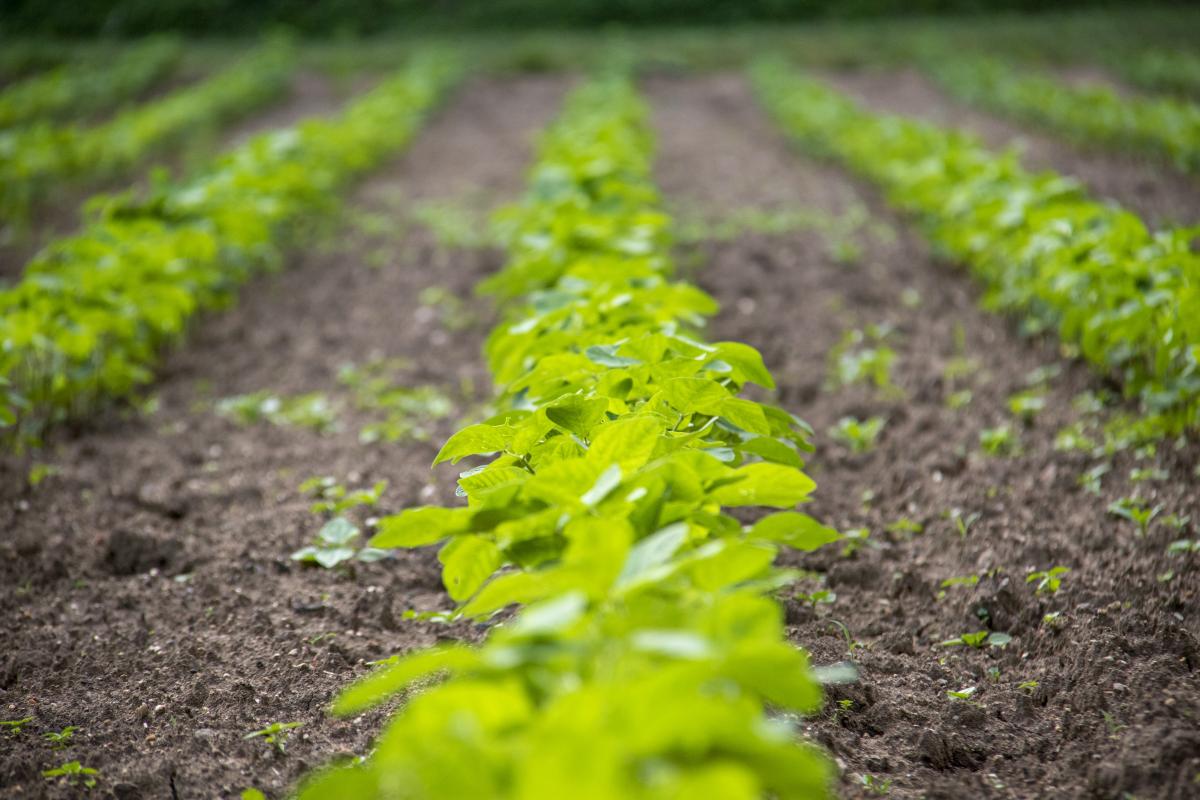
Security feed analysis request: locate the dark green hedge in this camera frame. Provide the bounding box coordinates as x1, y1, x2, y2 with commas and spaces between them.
0, 0, 1151, 36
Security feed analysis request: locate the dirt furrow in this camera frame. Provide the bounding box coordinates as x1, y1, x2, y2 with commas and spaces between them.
820, 67, 1200, 229
648, 73, 1200, 800
0, 75, 569, 799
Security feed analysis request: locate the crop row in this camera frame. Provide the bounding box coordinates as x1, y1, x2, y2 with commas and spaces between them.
0, 52, 461, 448
1117, 49, 1200, 99
296, 74, 839, 799
0, 39, 293, 226
924, 54, 1200, 175
0, 36, 181, 129
752, 59, 1200, 439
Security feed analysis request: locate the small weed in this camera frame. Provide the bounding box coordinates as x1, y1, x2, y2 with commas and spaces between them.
1130, 467, 1169, 483
1026, 566, 1069, 595
979, 425, 1019, 456
885, 517, 923, 538
217, 391, 338, 434
857, 773, 893, 795
939, 631, 1011, 649
839, 527, 874, 558
1018, 680, 1039, 692
1, 717, 32, 735
946, 508, 982, 538
245, 721, 303, 754
1055, 422, 1096, 453
1107, 497, 1162, 536
1078, 463, 1110, 494
946, 389, 973, 410
1167, 539, 1200, 555
795, 589, 837, 609
42, 761, 98, 789
43, 726, 77, 749
829, 416, 885, 453
827, 325, 900, 396
946, 686, 977, 700
299, 477, 388, 515
1007, 390, 1045, 422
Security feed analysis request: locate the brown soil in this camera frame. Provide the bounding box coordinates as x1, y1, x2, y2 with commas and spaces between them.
0, 74, 569, 799
648, 73, 1200, 800
820, 68, 1200, 229
0, 71, 349, 283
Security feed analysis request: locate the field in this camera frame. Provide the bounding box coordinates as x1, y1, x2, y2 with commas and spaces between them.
2, 6, 1200, 799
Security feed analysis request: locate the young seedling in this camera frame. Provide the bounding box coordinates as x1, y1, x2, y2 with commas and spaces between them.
43, 726, 77, 749
1130, 467, 1169, 483
1107, 496, 1162, 536
1007, 390, 1045, 422
1054, 423, 1096, 452
946, 389, 973, 410
939, 631, 1012, 649
1167, 539, 1200, 555
245, 721, 303, 754
216, 391, 339, 434
1, 717, 32, 735
829, 416, 885, 453
885, 517, 923, 539
299, 477, 388, 515
42, 761, 98, 789
1026, 566, 1069, 595
979, 425, 1019, 456
937, 573, 979, 600
857, 773, 893, 795
1018, 680, 1039, 692
1078, 463, 1110, 495
946, 508, 982, 538
839, 527, 874, 558
946, 686, 977, 700
795, 589, 837, 609
827, 325, 900, 396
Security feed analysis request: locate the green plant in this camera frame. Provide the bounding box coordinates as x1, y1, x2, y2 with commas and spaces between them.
1107, 497, 1162, 536
216, 391, 339, 434
42, 761, 98, 789
885, 517, 923, 537
1018, 680, 1039, 692
0, 39, 294, 228
291, 517, 387, 569
752, 59, 1200, 440
245, 721, 303, 754
337, 359, 453, 444
827, 326, 899, 396
946, 508, 981, 538
1, 717, 32, 735
858, 773, 893, 794
299, 477, 388, 515
979, 425, 1019, 456
1026, 566, 1069, 595
829, 415, 885, 453
795, 589, 836, 609
295, 74, 838, 800
43, 726, 77, 749
939, 630, 1012, 649
926, 54, 1200, 175
840, 526, 874, 557
1078, 463, 1110, 495
0, 52, 461, 451
0, 37, 180, 128
946, 686, 977, 700
1007, 390, 1045, 422
1167, 539, 1200, 555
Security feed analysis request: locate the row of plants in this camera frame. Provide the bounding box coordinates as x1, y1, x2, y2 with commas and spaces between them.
296, 73, 839, 799
1116, 48, 1200, 99
0, 38, 294, 227
0, 51, 462, 449
922, 54, 1200, 175
0, 35, 181, 129
751, 58, 1200, 439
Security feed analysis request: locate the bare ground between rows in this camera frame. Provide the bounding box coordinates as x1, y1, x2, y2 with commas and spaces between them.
0, 74, 569, 799
819, 67, 1200, 230
647, 73, 1200, 800
0, 70, 358, 283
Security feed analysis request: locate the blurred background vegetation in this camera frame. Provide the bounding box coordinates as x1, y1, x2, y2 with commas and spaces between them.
0, 0, 1186, 37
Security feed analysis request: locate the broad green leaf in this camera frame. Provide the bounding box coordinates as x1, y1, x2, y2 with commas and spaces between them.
748, 512, 840, 551
439, 536, 502, 602
331, 645, 478, 716
544, 394, 609, 437
710, 463, 816, 508
371, 506, 471, 548
616, 523, 688, 588
586, 415, 663, 471
711, 341, 776, 389
434, 423, 513, 465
